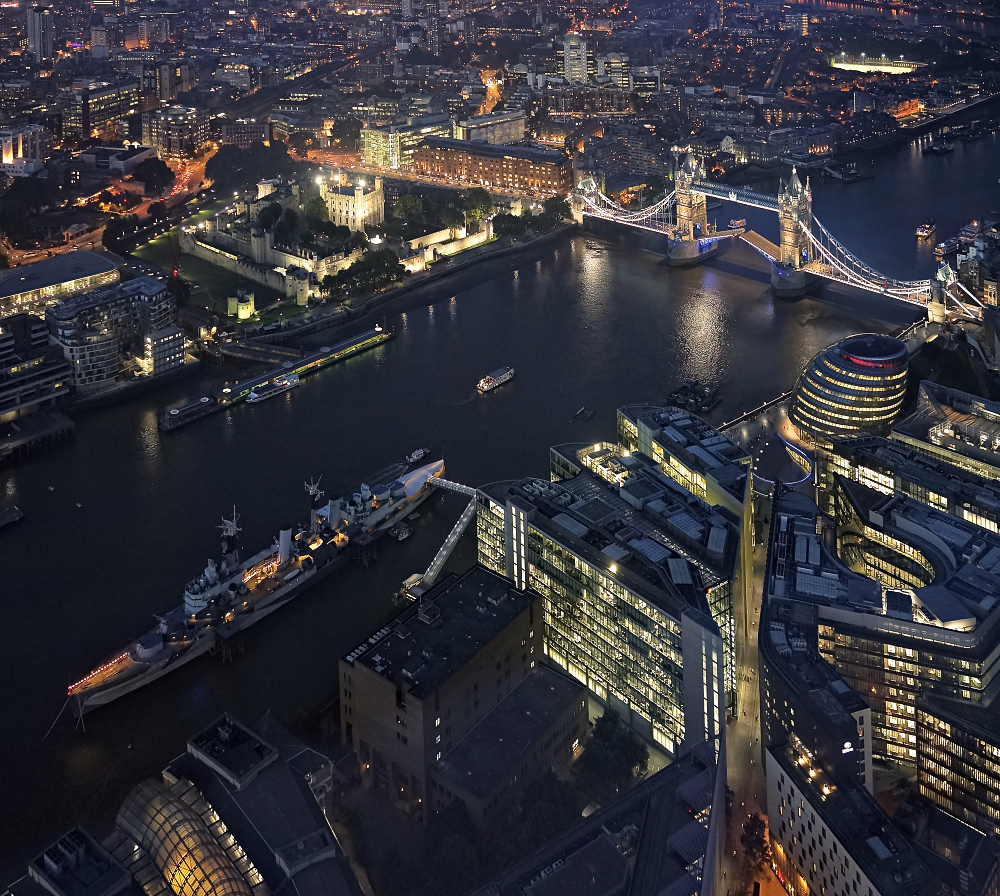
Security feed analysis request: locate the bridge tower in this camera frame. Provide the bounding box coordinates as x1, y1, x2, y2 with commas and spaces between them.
675, 153, 708, 239
771, 167, 819, 298
777, 167, 812, 268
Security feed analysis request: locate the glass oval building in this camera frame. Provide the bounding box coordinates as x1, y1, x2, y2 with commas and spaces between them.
790, 334, 908, 443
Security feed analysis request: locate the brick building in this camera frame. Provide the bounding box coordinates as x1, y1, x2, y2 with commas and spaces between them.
412, 137, 573, 195
340, 566, 545, 820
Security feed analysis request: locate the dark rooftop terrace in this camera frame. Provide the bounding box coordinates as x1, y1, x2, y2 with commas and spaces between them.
435, 666, 586, 800
344, 566, 537, 700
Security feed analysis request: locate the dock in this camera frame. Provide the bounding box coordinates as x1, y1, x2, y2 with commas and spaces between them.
158, 326, 394, 432
0, 504, 25, 529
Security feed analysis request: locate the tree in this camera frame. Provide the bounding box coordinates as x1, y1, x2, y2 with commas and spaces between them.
281, 206, 299, 230
256, 201, 284, 231
134, 158, 175, 194
4, 176, 53, 213
741, 812, 771, 877
0, 251, 8, 269
439, 205, 465, 239
463, 187, 493, 225
577, 710, 649, 804
492, 212, 526, 240
303, 195, 329, 229
543, 195, 570, 220
0, 199, 30, 242
393, 194, 423, 221
148, 200, 168, 221
273, 219, 294, 245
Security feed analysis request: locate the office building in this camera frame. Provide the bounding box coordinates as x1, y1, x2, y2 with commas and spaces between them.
789, 334, 909, 444
155, 59, 192, 102
759, 594, 874, 791
2, 828, 132, 896
471, 739, 726, 896
340, 566, 545, 820
562, 33, 590, 84
47, 277, 178, 394
598, 53, 632, 90
0, 313, 70, 424
412, 137, 573, 195
478, 439, 730, 755
766, 740, 933, 896
454, 110, 527, 144
0, 252, 120, 318
917, 693, 1000, 838
61, 81, 139, 140
359, 114, 453, 170
142, 106, 210, 159
632, 66, 662, 96
320, 176, 384, 232
220, 118, 270, 149
26, 6, 55, 65
764, 485, 1000, 766
819, 435, 1000, 535
893, 381, 1000, 480
0, 124, 45, 176
90, 24, 110, 59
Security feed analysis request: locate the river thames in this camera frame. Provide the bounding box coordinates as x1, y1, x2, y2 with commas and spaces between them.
0, 134, 997, 874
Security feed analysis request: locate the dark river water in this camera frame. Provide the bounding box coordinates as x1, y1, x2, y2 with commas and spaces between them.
1, 135, 997, 876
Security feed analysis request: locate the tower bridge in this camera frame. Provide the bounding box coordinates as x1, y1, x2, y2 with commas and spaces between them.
574, 154, 969, 312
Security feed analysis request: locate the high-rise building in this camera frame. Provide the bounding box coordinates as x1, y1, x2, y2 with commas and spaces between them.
763, 484, 1000, 767
0, 313, 70, 424
155, 59, 192, 102
90, 24, 110, 60
47, 277, 178, 394
359, 114, 453, 170
598, 53, 632, 90
477, 425, 731, 756
26, 6, 55, 64
789, 334, 909, 444
562, 33, 590, 84
0, 124, 45, 176
141, 105, 209, 158
61, 80, 139, 140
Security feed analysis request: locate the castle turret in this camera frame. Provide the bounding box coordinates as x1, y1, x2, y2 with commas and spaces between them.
675, 153, 707, 239
778, 166, 812, 268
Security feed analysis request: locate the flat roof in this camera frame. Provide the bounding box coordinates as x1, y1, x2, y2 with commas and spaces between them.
418, 136, 570, 165
893, 380, 1000, 472
766, 485, 1000, 653
831, 435, 1000, 514
172, 713, 359, 896
769, 744, 931, 896
25, 828, 132, 896
0, 253, 119, 301
471, 742, 721, 896
344, 566, 537, 700
434, 666, 586, 800
188, 714, 279, 786
619, 404, 751, 501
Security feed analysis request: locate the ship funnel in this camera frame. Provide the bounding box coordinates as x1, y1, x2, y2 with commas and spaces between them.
278, 526, 293, 565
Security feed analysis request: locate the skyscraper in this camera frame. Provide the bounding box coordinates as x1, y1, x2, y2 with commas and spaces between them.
562, 33, 589, 84
26, 6, 55, 65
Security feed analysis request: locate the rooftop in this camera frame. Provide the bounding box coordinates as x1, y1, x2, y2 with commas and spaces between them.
770, 744, 932, 896
343, 566, 538, 700
434, 666, 586, 800
21, 828, 133, 896
172, 712, 359, 896
893, 380, 1000, 474
471, 740, 721, 896
760, 597, 868, 736
830, 435, 1000, 517
766, 485, 1000, 652
418, 136, 570, 165
0, 253, 119, 302
916, 691, 1000, 747
618, 404, 752, 502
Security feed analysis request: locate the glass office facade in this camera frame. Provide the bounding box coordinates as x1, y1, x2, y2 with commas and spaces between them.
790, 334, 908, 443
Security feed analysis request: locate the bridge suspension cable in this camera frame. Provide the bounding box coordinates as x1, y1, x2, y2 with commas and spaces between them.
799, 217, 930, 304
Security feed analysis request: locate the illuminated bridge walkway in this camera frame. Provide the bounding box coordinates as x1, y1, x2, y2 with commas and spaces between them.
575, 164, 969, 311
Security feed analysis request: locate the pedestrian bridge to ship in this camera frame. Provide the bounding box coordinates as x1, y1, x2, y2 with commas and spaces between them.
574, 156, 979, 315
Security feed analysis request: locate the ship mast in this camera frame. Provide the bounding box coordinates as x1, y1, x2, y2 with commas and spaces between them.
219, 508, 242, 567
306, 477, 325, 534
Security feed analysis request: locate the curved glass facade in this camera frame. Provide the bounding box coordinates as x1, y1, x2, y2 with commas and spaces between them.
117, 779, 253, 896
790, 334, 908, 442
